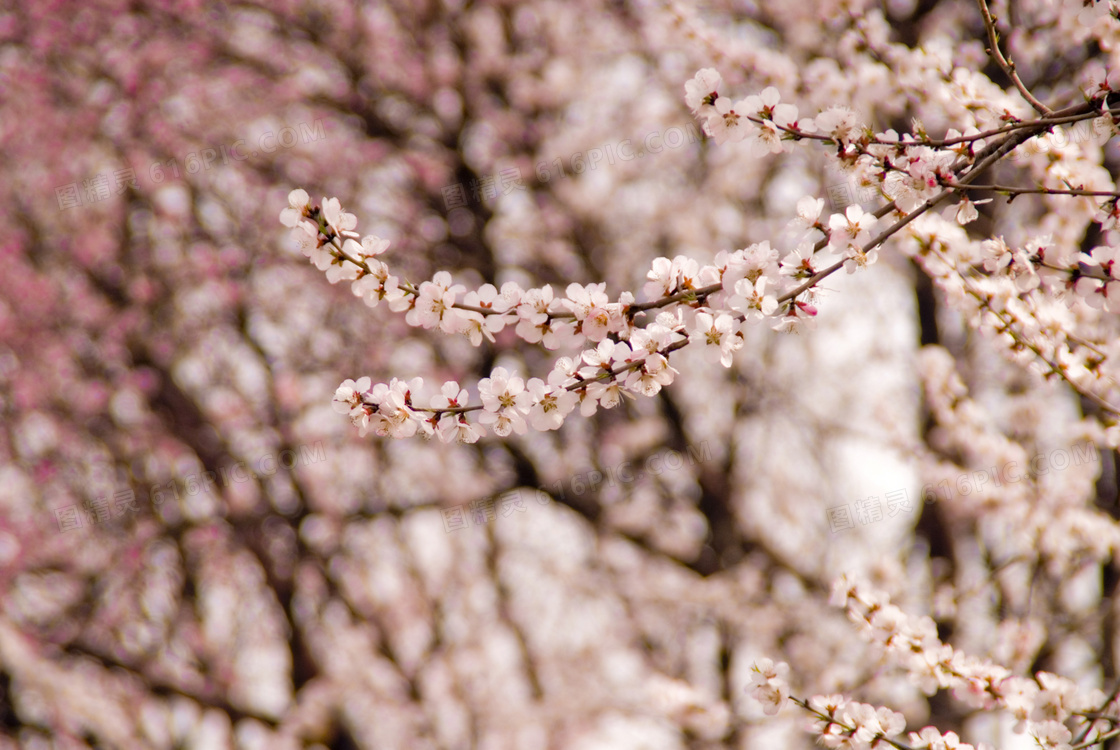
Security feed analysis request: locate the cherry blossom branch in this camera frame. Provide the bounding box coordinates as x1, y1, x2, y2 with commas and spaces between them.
743, 574, 1120, 750
820, 577, 1118, 750
975, 0, 1053, 116
1072, 682, 1120, 747
789, 695, 916, 750
910, 235, 1120, 418
1073, 728, 1120, 750
744, 95, 1119, 150
975, 296, 1120, 416
632, 91, 1105, 321
285, 56, 1120, 444
944, 182, 1120, 200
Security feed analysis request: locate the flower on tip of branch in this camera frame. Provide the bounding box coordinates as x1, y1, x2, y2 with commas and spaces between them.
321, 196, 358, 237
684, 67, 722, 115
740, 87, 804, 156
813, 106, 861, 145
333, 376, 372, 416
704, 96, 757, 145
280, 188, 315, 231
748, 658, 790, 715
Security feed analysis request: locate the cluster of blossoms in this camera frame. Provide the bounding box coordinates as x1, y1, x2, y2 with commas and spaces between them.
800, 694, 914, 750
745, 576, 1120, 749
282, 56, 1120, 444
280, 179, 843, 442
899, 213, 1120, 435
822, 577, 1117, 750
685, 69, 814, 155
975, 235, 1120, 315
689, 65, 1120, 434
748, 653, 969, 749
748, 658, 791, 716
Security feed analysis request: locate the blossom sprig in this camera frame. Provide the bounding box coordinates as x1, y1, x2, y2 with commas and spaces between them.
747, 666, 992, 750
285, 188, 859, 441
684, 67, 1120, 233
284, 186, 827, 348
901, 218, 1120, 423
826, 577, 1119, 749
748, 658, 791, 716
829, 576, 1015, 705
979, 236, 1120, 313
758, 677, 1111, 750
794, 694, 920, 750
288, 150, 1002, 441
291, 175, 893, 352
686, 67, 1120, 157
330, 317, 692, 442
687, 68, 1120, 430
